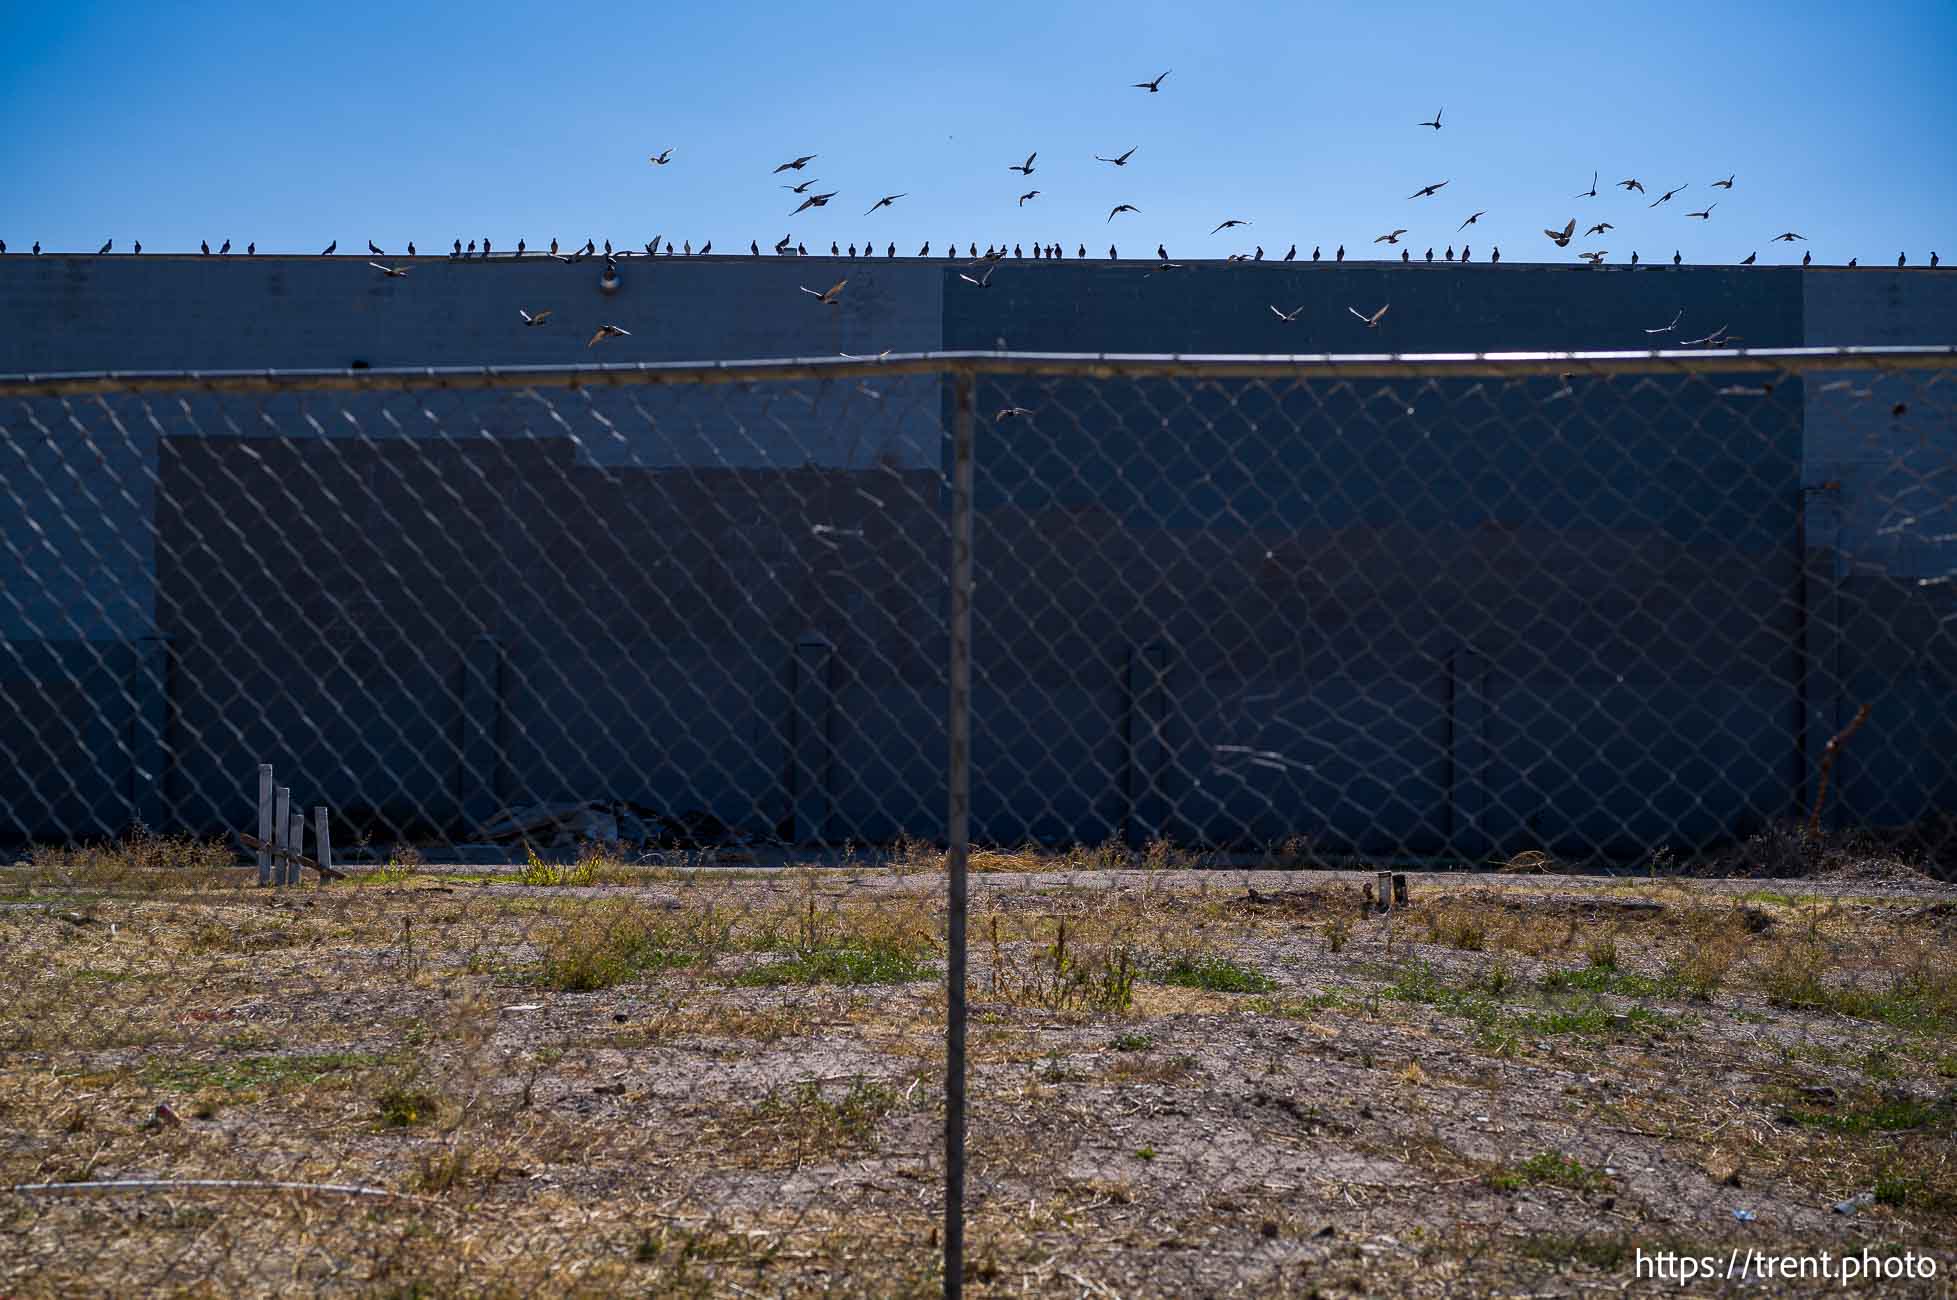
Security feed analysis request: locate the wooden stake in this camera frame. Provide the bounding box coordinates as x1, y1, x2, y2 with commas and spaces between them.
273, 787, 291, 888
314, 807, 334, 885
257, 765, 274, 887
287, 811, 305, 887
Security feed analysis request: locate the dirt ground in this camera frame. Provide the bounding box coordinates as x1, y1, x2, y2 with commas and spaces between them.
4, 844, 1955, 1297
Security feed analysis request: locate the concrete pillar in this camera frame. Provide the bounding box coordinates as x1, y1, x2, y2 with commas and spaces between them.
1449, 648, 1489, 859
1126, 643, 1169, 846
792, 634, 835, 846
459, 635, 504, 835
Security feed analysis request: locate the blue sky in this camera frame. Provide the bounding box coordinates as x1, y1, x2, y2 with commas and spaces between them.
3, 0, 1952, 265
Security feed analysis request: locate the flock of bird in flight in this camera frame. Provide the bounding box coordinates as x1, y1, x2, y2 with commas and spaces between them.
4, 74, 1943, 347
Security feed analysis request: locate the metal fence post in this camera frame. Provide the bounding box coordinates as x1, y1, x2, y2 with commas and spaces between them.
1799, 483, 1845, 828
793, 634, 836, 847
1126, 642, 1169, 846
944, 364, 975, 1300
131, 636, 171, 833
1450, 648, 1489, 859
460, 634, 504, 837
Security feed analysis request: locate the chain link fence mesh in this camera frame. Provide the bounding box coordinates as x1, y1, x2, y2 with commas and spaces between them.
3, 350, 1954, 1296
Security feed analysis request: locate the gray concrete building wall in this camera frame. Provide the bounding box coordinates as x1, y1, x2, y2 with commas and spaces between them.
2, 256, 1952, 858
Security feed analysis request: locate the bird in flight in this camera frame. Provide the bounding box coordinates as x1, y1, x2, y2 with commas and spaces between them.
864, 193, 907, 215
1270, 305, 1304, 322
1773, 232, 1807, 242
1585, 222, 1613, 237
1008, 152, 1037, 175
1108, 204, 1140, 222
1212, 218, 1251, 234
1545, 218, 1576, 248
1418, 107, 1443, 129
1374, 229, 1408, 244
1578, 250, 1608, 264
1458, 211, 1485, 231
782, 177, 821, 193
649, 148, 674, 165
1575, 171, 1598, 199
1711, 174, 1735, 189
1095, 147, 1138, 166
1018, 190, 1040, 206
791, 192, 838, 215
369, 262, 409, 277
800, 278, 848, 305
957, 264, 997, 288
1348, 304, 1390, 328
1619, 178, 1645, 194
1133, 70, 1170, 92
775, 154, 818, 173
1687, 203, 1716, 219
1649, 184, 1688, 208
1644, 308, 1683, 334
1680, 324, 1730, 347
519, 309, 551, 327
1407, 180, 1449, 199
588, 324, 631, 347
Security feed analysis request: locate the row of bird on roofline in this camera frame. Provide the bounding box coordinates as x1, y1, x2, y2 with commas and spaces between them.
11, 104, 1946, 272
6, 69, 1946, 272
6, 89, 1946, 275
9, 77, 1946, 346
11, 223, 1941, 269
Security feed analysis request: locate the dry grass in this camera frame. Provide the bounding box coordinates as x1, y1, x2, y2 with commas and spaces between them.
2, 840, 1954, 1296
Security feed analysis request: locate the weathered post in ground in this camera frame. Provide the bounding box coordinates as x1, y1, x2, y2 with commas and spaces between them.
273, 786, 291, 888
257, 765, 275, 886
314, 808, 334, 884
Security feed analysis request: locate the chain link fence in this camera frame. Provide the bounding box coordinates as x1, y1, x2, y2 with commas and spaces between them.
3, 349, 1955, 1296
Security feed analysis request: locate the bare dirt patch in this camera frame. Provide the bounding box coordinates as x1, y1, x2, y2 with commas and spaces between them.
3, 847, 1955, 1296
